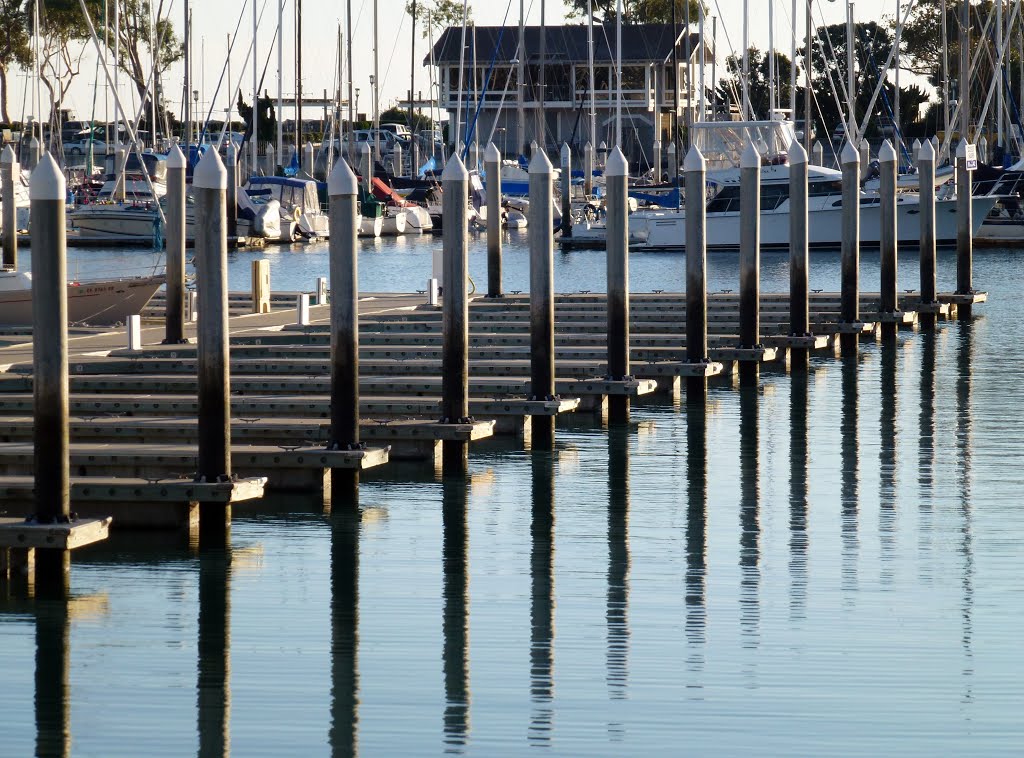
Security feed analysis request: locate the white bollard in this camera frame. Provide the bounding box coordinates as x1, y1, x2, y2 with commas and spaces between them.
427, 277, 439, 306
316, 276, 328, 305
296, 293, 311, 326
127, 314, 142, 351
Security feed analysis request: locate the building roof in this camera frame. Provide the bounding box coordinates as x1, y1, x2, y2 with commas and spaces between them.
426, 24, 710, 67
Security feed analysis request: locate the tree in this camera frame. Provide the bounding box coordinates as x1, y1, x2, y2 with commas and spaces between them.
0, 1, 30, 123
92, 0, 183, 131
406, 0, 472, 39
237, 92, 277, 144
564, 0, 702, 24
798, 21, 896, 138
717, 46, 793, 121
25, 0, 92, 131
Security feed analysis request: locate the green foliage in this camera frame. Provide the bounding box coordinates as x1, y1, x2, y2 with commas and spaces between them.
406, 0, 472, 39
237, 92, 277, 143
718, 46, 793, 120
564, 0, 703, 24
380, 105, 433, 132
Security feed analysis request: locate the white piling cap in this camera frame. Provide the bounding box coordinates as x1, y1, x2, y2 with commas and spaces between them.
529, 146, 553, 174
305, 141, 314, 151
166, 143, 186, 169
484, 141, 500, 162
0, 144, 15, 164
919, 137, 935, 161
956, 138, 969, 158
683, 144, 705, 172
788, 140, 807, 165
912, 138, 922, 149
441, 151, 468, 181
599, 140, 607, 150
194, 146, 227, 189
606, 146, 628, 176
740, 140, 761, 169
652, 139, 661, 149
666, 140, 677, 153
29, 136, 38, 147
360, 141, 371, 155
584, 140, 593, 150
878, 139, 897, 163
29, 153, 65, 200
225, 142, 237, 161
560, 142, 571, 162
328, 156, 358, 196
840, 140, 860, 164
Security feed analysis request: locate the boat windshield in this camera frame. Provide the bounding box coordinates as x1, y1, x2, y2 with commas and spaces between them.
690, 121, 796, 169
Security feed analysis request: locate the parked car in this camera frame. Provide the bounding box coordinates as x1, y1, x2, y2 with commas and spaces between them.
65, 137, 110, 157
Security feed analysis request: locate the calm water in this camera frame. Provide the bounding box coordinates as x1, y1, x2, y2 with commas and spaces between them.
4, 234, 1024, 756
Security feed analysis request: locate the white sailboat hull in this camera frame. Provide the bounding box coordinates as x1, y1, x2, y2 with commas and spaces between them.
0, 273, 164, 326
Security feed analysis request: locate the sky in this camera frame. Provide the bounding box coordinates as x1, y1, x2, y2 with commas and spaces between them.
12, 0, 906, 128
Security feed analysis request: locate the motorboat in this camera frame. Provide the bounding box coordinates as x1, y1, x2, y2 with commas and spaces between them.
0, 269, 163, 326
245, 176, 329, 240
565, 120, 999, 251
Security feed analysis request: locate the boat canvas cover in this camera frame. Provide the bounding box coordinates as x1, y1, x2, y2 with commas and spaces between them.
247, 177, 319, 212
690, 121, 796, 169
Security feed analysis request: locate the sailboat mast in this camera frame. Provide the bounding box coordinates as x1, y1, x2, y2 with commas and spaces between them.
742, 0, 749, 119
846, 2, 855, 144
184, 0, 191, 145
804, 0, 811, 153
587, 0, 595, 146
297, 0, 303, 149
769, 0, 776, 118
699, 1, 706, 124
347, 0, 354, 161
150, 2, 157, 148
672, 0, 679, 156
790, 0, 797, 119
409, 0, 417, 147
277, 0, 284, 162
253, 0, 259, 171
997, 0, 1004, 147
518, 0, 525, 154
960, 0, 969, 139
373, 0, 379, 157
894, 0, 901, 157
942, 0, 949, 154
615, 0, 622, 147
114, 0, 120, 142
539, 0, 546, 150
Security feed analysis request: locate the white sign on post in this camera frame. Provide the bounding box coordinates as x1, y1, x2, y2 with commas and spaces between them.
964, 143, 978, 171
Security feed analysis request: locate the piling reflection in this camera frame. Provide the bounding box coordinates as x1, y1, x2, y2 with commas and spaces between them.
35, 598, 71, 758
956, 325, 975, 701
879, 342, 898, 587
788, 371, 809, 621
197, 549, 231, 758
441, 479, 470, 751
606, 425, 630, 736
330, 510, 361, 757
684, 400, 708, 680
918, 330, 937, 563
840, 355, 860, 597
528, 452, 555, 744
738, 386, 760, 649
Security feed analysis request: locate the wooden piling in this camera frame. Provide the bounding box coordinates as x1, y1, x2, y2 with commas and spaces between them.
164, 144, 187, 344
652, 139, 661, 182
193, 148, 232, 546
411, 140, 420, 179
30, 154, 70, 593
684, 145, 708, 401
739, 141, 760, 386
114, 143, 126, 202
304, 141, 315, 177
225, 143, 238, 240
840, 140, 860, 357
441, 154, 470, 475
859, 140, 870, 181
918, 138, 938, 328
484, 142, 503, 298
878, 140, 898, 341
560, 143, 572, 237
1, 145, 17, 270
605, 147, 630, 423
392, 141, 402, 177
811, 141, 824, 167
788, 139, 809, 370
27, 136, 39, 172
328, 158, 361, 505
529, 147, 556, 448
359, 142, 372, 194
667, 141, 677, 185
955, 138, 973, 319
